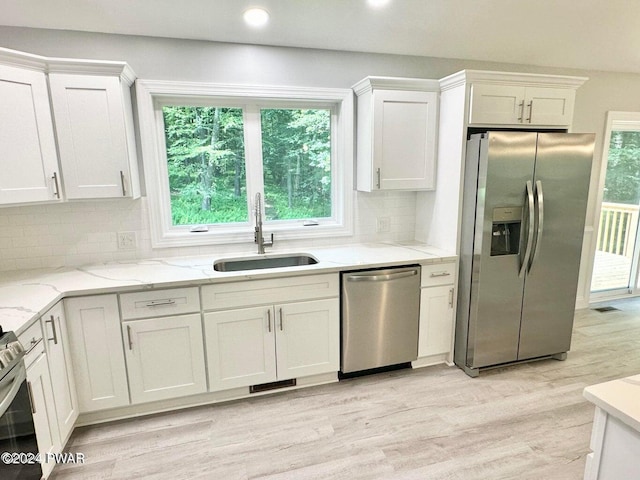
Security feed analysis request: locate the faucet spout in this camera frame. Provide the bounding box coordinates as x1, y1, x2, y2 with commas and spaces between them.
254, 193, 273, 254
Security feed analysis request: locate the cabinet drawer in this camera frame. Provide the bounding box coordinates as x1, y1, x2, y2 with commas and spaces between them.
19, 319, 44, 368
202, 274, 339, 311
120, 287, 200, 320
421, 263, 456, 287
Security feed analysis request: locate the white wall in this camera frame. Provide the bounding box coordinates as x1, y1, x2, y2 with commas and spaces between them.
2, 27, 640, 306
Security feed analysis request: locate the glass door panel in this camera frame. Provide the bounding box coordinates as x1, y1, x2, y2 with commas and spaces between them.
592, 126, 640, 294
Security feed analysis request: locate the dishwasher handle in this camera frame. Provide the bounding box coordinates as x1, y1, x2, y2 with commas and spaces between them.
345, 269, 418, 282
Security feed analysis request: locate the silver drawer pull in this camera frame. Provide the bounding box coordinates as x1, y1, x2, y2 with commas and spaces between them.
145, 299, 176, 307
430, 272, 451, 278
25, 338, 43, 355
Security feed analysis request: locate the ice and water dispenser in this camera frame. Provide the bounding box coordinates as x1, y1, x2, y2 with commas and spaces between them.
491, 207, 522, 256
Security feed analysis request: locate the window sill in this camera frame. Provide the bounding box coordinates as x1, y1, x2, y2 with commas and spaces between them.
150, 222, 353, 249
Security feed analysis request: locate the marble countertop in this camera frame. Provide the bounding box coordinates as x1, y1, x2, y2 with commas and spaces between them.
583, 374, 640, 433
0, 242, 455, 335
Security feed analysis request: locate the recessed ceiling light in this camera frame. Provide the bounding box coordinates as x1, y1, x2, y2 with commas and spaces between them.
367, 0, 391, 8
243, 7, 270, 27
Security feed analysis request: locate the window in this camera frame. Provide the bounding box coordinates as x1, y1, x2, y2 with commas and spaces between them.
136, 82, 353, 248
163, 106, 248, 225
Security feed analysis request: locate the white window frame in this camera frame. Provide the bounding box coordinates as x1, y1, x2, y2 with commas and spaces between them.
136, 80, 354, 248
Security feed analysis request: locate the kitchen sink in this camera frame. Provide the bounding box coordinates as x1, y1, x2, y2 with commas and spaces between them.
213, 254, 318, 272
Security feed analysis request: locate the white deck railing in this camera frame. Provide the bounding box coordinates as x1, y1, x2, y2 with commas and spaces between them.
596, 202, 639, 258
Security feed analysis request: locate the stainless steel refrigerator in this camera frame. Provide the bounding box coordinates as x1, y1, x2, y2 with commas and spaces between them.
455, 131, 594, 377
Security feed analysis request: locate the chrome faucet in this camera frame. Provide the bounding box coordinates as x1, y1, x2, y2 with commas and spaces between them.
254, 193, 274, 254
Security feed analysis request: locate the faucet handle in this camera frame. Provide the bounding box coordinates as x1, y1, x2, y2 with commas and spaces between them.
264, 233, 274, 248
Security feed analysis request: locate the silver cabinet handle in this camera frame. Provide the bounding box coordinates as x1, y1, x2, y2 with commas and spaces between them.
517, 101, 524, 122
52, 172, 60, 199
120, 170, 126, 197
519, 180, 535, 278
376, 168, 381, 189
27, 381, 36, 414
529, 180, 544, 273
127, 325, 133, 350
46, 315, 58, 345
279, 308, 284, 331
267, 309, 272, 332
346, 269, 418, 282
145, 299, 176, 307
448, 287, 454, 308
430, 272, 451, 278
526, 101, 533, 123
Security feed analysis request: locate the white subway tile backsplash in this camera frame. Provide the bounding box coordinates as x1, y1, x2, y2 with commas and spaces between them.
0, 191, 418, 271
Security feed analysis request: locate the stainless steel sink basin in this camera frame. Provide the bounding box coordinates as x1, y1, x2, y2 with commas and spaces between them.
213, 254, 318, 272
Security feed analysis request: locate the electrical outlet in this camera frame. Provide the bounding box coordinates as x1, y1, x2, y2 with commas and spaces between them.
117, 231, 137, 250
376, 217, 391, 233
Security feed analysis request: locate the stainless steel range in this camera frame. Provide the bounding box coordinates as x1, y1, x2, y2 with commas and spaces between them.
0, 329, 42, 480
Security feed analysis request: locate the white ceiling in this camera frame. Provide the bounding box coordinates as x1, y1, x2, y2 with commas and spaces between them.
1, 0, 639, 74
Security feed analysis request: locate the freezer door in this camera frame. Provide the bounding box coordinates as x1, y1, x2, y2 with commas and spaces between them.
466, 131, 537, 368
518, 133, 594, 359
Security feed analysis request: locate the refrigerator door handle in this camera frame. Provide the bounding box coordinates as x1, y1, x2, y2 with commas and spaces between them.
529, 180, 545, 272
519, 180, 535, 278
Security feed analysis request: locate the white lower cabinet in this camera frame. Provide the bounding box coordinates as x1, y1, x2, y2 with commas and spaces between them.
275, 299, 340, 380
204, 306, 277, 391
42, 301, 78, 446
27, 353, 60, 479
204, 298, 339, 391
65, 295, 130, 412
20, 315, 61, 478
418, 285, 455, 357
123, 313, 207, 404
417, 263, 457, 362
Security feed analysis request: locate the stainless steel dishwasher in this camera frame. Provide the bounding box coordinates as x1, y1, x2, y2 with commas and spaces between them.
341, 265, 421, 374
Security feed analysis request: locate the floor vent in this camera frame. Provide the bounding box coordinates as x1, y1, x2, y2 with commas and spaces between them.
250, 379, 296, 394
593, 306, 620, 313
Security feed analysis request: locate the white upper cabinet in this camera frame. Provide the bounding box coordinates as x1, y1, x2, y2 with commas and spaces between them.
0, 47, 139, 206
0, 63, 61, 204
466, 71, 586, 127
49, 69, 139, 199
354, 77, 439, 191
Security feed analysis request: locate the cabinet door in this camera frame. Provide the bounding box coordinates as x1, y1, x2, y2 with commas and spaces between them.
49, 73, 131, 199
65, 295, 129, 412
123, 314, 207, 404
373, 89, 438, 190
275, 299, 339, 380
42, 302, 78, 446
27, 353, 61, 478
0, 65, 60, 204
468, 84, 525, 125
418, 285, 455, 357
204, 306, 276, 391
524, 87, 575, 126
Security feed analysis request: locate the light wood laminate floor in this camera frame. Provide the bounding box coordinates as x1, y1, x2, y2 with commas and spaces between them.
50, 298, 640, 480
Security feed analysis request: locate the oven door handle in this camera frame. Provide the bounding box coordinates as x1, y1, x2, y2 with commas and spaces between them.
0, 362, 27, 418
